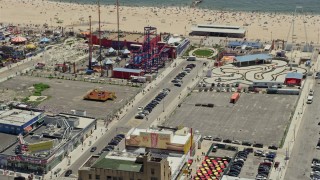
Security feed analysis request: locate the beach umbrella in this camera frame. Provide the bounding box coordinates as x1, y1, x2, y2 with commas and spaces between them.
26, 43, 36, 49
40, 37, 50, 43
11, 36, 27, 43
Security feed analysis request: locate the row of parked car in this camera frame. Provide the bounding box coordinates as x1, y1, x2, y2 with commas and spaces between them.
255, 161, 273, 180
311, 158, 320, 179
202, 136, 278, 150
97, 134, 125, 155
226, 150, 249, 177
198, 82, 240, 88
171, 63, 196, 87
135, 88, 170, 119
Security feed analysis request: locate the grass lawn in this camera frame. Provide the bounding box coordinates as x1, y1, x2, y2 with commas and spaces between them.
33, 83, 50, 96
193, 49, 213, 57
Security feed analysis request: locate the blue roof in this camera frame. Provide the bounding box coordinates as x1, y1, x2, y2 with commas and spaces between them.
113, 68, 142, 73
235, 54, 272, 63
285, 72, 303, 79
228, 41, 262, 48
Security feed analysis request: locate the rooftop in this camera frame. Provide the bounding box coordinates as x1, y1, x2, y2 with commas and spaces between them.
2, 113, 95, 156
191, 24, 246, 34
128, 127, 190, 145
0, 109, 42, 126
235, 54, 272, 63
285, 72, 303, 79
113, 68, 143, 73
228, 41, 262, 48
92, 157, 143, 172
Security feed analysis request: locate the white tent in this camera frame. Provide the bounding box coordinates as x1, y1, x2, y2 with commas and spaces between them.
108, 47, 115, 53
91, 57, 97, 63
123, 49, 131, 54
104, 59, 114, 65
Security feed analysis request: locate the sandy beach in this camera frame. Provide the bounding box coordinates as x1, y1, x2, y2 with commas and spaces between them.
1, 0, 320, 43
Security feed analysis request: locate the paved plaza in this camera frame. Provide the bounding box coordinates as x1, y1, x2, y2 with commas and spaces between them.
165, 91, 298, 146
0, 76, 141, 118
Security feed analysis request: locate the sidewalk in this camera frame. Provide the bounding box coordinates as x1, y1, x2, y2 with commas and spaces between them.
45, 124, 108, 179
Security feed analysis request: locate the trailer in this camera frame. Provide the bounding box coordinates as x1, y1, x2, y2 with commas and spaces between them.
230, 93, 240, 103
252, 81, 283, 88
277, 89, 300, 95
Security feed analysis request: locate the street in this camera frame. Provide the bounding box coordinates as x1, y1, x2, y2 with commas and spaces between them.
60, 59, 207, 177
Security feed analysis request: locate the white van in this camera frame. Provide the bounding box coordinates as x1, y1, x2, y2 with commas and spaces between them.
307, 96, 313, 104
187, 56, 196, 61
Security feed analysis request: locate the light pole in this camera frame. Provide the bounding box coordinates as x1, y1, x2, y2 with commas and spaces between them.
163, 98, 165, 112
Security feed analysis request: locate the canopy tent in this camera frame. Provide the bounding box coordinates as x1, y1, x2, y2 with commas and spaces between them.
108, 47, 115, 53
123, 49, 130, 54
26, 43, 36, 49
80, 31, 90, 36
91, 57, 97, 63
11, 36, 27, 43
104, 59, 114, 65
40, 37, 50, 43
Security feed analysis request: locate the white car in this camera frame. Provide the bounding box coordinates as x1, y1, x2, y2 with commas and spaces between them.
309, 89, 314, 96
137, 106, 144, 111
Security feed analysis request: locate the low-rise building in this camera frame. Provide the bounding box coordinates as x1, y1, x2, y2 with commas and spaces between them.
79, 152, 171, 180
0, 107, 45, 135
125, 127, 193, 154
0, 113, 96, 175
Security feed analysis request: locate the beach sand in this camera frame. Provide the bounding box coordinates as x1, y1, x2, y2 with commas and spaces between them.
1, 0, 320, 44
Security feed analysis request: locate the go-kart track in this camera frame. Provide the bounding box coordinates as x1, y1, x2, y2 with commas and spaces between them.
205, 59, 307, 85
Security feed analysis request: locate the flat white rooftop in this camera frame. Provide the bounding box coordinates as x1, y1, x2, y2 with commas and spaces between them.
58, 113, 95, 129
128, 128, 191, 145
0, 109, 42, 126
191, 24, 246, 34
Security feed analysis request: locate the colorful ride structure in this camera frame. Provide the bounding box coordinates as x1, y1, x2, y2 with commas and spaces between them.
127, 26, 170, 73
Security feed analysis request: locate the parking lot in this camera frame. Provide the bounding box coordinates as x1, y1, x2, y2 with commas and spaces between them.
165, 91, 298, 146
0, 76, 141, 118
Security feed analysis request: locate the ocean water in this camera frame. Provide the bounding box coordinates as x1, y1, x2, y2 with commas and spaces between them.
54, 0, 320, 14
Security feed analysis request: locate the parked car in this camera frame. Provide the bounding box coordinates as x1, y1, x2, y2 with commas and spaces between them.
223, 139, 232, 143
174, 83, 182, 87
254, 150, 265, 157
212, 137, 222, 142
90, 147, 97, 152
116, 134, 125, 138
253, 143, 264, 148
268, 145, 278, 150
64, 170, 72, 177
242, 141, 252, 146
232, 140, 241, 145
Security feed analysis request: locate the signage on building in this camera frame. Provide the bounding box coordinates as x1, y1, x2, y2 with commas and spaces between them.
126, 131, 190, 152
27, 140, 54, 153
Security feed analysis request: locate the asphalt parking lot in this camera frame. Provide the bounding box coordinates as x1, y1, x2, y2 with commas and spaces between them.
0, 76, 141, 119
165, 91, 298, 146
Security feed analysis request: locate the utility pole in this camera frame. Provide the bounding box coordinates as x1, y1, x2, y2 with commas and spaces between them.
98, 0, 104, 76
117, 0, 120, 55
89, 15, 93, 71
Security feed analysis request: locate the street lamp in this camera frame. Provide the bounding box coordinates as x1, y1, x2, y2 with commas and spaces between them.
163, 98, 165, 112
